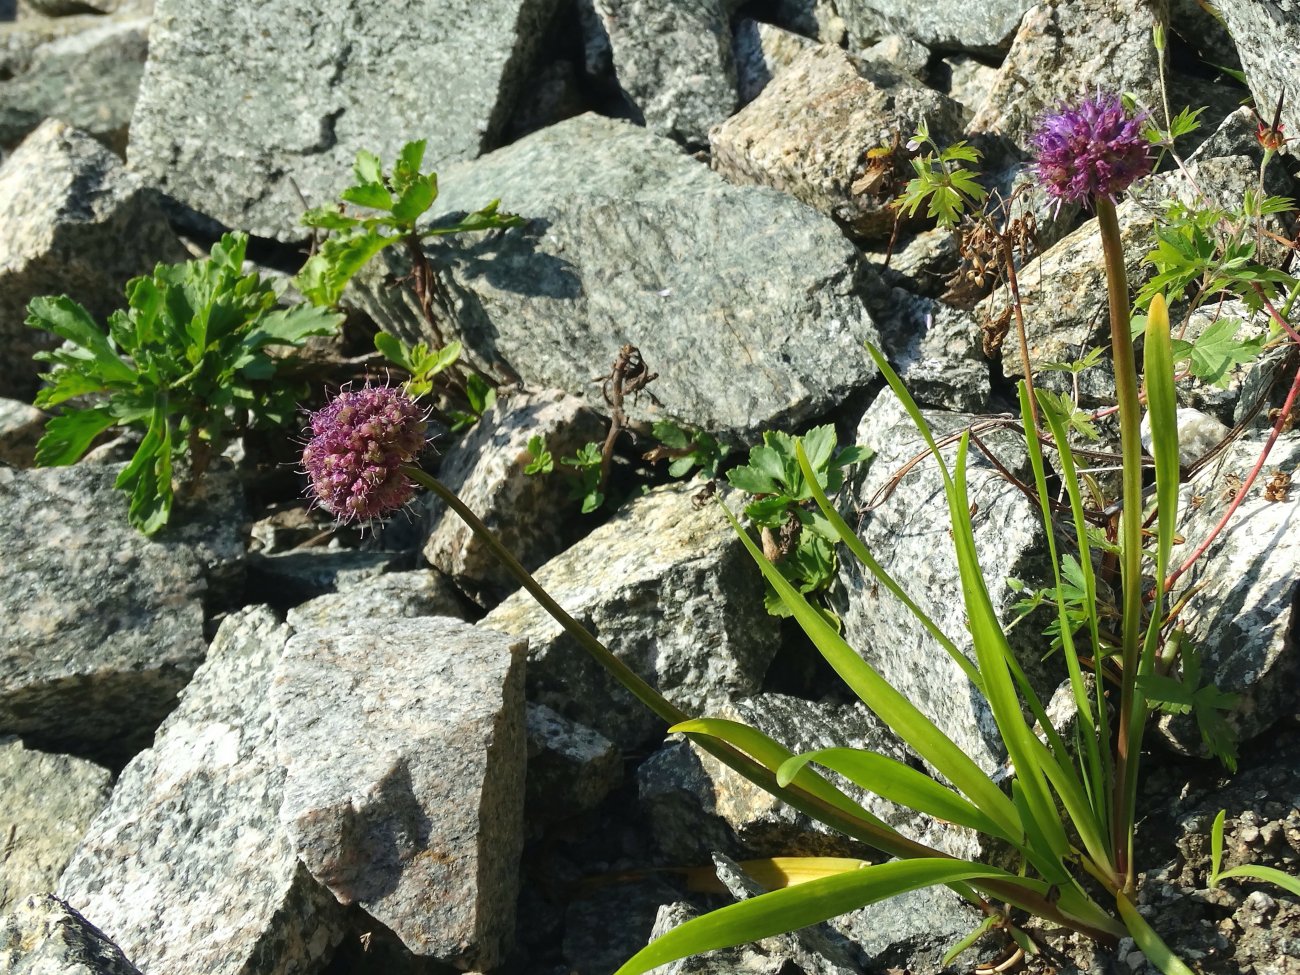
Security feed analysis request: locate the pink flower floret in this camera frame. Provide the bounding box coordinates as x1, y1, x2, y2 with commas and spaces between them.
302, 385, 427, 523
1032, 93, 1153, 206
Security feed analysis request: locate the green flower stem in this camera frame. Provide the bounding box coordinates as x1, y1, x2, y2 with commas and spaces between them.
1094, 197, 1145, 892
407, 464, 1123, 944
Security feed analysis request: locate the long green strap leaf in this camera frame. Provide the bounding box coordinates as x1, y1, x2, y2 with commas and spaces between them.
721, 502, 1025, 843
613, 860, 1017, 975
1116, 894, 1195, 975
670, 719, 888, 828
777, 747, 1013, 842
793, 441, 984, 692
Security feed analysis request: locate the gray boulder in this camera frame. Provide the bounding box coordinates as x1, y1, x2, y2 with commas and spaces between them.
422, 388, 608, 606
0, 397, 43, 466
967, 0, 1164, 149
57, 606, 348, 975
832, 390, 1052, 776
128, 0, 564, 240
0, 14, 148, 154
273, 617, 526, 968
0, 894, 139, 975
834, 0, 1033, 54
0, 739, 111, 912
525, 702, 622, 829
581, 0, 737, 145
1214, 0, 1300, 143
0, 118, 184, 401
0, 463, 243, 762
732, 18, 815, 106
285, 569, 467, 631
866, 284, 990, 412
480, 481, 779, 750
710, 44, 965, 239
1163, 433, 1300, 754
351, 113, 882, 444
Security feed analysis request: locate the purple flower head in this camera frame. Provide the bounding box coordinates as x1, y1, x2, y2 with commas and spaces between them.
1032, 93, 1153, 207
302, 384, 427, 523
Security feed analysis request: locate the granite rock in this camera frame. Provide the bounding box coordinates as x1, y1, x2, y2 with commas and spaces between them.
710, 44, 965, 239
0, 14, 148, 154
0, 118, 184, 401
0, 894, 140, 975
833, 0, 1034, 54
967, 0, 1165, 149
0, 463, 244, 762
732, 18, 815, 106
273, 617, 526, 968
480, 481, 779, 750
57, 606, 348, 975
352, 113, 882, 444
422, 388, 607, 606
581, 0, 737, 145
128, 0, 564, 239
285, 569, 467, 631
1214, 0, 1300, 144
0, 397, 43, 466
1163, 433, 1300, 753
0, 739, 111, 912
525, 702, 622, 829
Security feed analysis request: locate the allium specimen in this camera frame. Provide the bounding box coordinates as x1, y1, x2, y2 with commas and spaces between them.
302, 385, 427, 523
1032, 93, 1153, 206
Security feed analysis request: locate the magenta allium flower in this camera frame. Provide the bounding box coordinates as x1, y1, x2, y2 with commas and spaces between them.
302, 385, 427, 523
1031, 94, 1153, 207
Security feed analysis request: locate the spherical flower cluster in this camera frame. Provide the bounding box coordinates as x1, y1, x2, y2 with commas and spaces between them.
302, 385, 427, 523
1031, 93, 1153, 207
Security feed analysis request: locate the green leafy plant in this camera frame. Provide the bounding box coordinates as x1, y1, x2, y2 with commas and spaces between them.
28, 232, 342, 533
446, 373, 497, 433
295, 140, 523, 308
522, 434, 554, 475
1208, 809, 1300, 897
373, 332, 463, 398
561, 442, 605, 514
724, 426, 871, 621
894, 119, 987, 229
646, 419, 728, 479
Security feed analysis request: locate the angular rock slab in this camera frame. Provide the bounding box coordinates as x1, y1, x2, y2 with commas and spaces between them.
583, 0, 737, 145
0, 738, 111, 912
353, 113, 881, 443
1214, 0, 1300, 143
285, 569, 467, 632
525, 702, 621, 830
0, 894, 140, 975
0, 14, 149, 153
57, 606, 347, 975
0, 463, 244, 762
1163, 433, 1300, 753
833, 391, 1053, 775
0, 397, 43, 467
480, 481, 779, 750
967, 0, 1163, 148
834, 0, 1034, 54
0, 119, 184, 400
128, 0, 563, 240
422, 388, 607, 606
273, 617, 526, 969
710, 43, 965, 239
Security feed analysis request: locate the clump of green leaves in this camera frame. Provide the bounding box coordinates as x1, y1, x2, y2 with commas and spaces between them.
521, 438, 604, 513
373, 333, 463, 399
1136, 638, 1240, 770
646, 419, 728, 479
295, 140, 523, 307
895, 119, 987, 230
725, 425, 871, 620
28, 233, 342, 533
